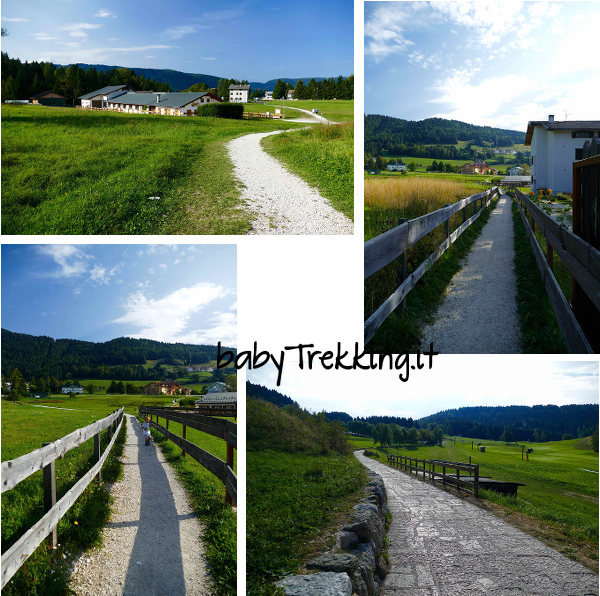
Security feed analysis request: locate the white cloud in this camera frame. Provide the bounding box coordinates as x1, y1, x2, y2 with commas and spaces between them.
35, 245, 91, 277
95, 9, 116, 18
89, 264, 118, 285
159, 263, 167, 270
112, 282, 233, 344
174, 259, 181, 265
58, 22, 103, 32
31, 33, 60, 41
163, 25, 197, 40
2, 17, 29, 22
201, 57, 217, 60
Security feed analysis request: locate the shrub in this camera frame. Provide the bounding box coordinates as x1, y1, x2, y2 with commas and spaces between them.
196, 103, 244, 119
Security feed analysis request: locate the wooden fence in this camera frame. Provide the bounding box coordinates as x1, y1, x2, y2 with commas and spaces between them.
364, 186, 499, 344
192, 403, 237, 418
514, 189, 600, 353
387, 454, 480, 497
139, 407, 237, 506
572, 140, 600, 350
1, 408, 124, 589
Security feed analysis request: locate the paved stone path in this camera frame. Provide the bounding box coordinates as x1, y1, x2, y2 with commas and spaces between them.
356, 451, 599, 596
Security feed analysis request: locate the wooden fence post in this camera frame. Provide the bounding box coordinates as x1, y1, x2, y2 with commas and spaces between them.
94, 430, 101, 482
462, 198, 467, 224
398, 218, 408, 314
42, 443, 57, 547
444, 205, 450, 240
182, 425, 187, 457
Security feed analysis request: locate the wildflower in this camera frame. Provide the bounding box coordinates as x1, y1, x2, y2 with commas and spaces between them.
74, 521, 78, 525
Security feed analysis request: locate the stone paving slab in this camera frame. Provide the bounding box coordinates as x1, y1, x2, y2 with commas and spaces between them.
355, 452, 599, 596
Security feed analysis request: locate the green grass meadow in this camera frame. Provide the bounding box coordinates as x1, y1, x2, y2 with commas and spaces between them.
261, 121, 354, 220
351, 435, 599, 560
1, 395, 236, 596
1, 104, 299, 235
246, 399, 368, 595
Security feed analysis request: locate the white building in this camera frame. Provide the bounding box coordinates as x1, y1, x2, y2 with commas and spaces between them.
62, 384, 84, 394
525, 115, 600, 192
228, 84, 251, 103
79, 87, 221, 116
387, 162, 407, 172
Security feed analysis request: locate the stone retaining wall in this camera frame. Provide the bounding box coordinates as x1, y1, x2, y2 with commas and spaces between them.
275, 453, 389, 596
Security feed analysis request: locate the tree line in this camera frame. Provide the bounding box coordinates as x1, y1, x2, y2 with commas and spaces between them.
1, 53, 171, 103
323, 403, 598, 445
364, 115, 527, 166
0, 329, 229, 380
1, 51, 354, 105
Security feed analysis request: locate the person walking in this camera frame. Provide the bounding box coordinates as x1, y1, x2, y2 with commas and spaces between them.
142, 416, 151, 446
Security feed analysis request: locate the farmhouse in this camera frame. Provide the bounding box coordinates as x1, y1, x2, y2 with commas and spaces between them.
229, 84, 251, 103
61, 384, 83, 394
29, 91, 67, 106
79, 86, 221, 116
263, 91, 273, 100
194, 392, 237, 415
525, 115, 600, 192
287, 89, 294, 100
387, 161, 407, 172
144, 381, 190, 395
460, 161, 496, 175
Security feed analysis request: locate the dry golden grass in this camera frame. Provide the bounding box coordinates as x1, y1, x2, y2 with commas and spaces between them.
365, 176, 470, 218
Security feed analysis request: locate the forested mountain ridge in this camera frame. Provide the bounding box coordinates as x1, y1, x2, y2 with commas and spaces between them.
245, 382, 597, 443
364, 114, 526, 161
1, 328, 235, 380
417, 404, 598, 442
326, 404, 597, 443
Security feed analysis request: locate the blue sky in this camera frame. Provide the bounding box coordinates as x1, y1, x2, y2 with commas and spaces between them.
1, 244, 237, 346
1, 0, 353, 81
248, 360, 599, 420
365, 1, 600, 131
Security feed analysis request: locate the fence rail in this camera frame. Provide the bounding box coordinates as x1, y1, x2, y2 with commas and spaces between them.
364, 186, 499, 344
514, 189, 600, 353
387, 454, 480, 497
139, 407, 236, 505
1, 408, 124, 589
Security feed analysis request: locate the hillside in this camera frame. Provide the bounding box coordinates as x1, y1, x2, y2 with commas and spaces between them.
246, 381, 299, 408
364, 115, 526, 162
1, 328, 235, 380
72, 64, 337, 92
418, 404, 598, 441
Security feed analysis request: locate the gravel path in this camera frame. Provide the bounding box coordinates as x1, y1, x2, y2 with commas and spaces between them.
227, 129, 353, 235
356, 451, 599, 596
70, 415, 211, 596
420, 190, 521, 353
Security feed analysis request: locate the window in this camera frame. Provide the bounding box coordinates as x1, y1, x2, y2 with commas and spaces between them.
572, 131, 594, 138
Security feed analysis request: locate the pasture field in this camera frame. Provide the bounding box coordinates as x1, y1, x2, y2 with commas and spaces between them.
1, 104, 300, 235
351, 435, 599, 567
2, 396, 237, 596
252, 99, 353, 122
261, 121, 354, 220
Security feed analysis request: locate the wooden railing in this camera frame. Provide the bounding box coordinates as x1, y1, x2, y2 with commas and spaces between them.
364, 186, 499, 344
387, 454, 480, 497
139, 407, 237, 506
572, 145, 600, 351
514, 189, 600, 353
1, 408, 124, 589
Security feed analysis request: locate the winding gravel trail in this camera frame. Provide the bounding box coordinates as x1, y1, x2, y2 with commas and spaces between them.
70, 415, 211, 596
420, 189, 521, 353
356, 451, 599, 596
227, 128, 353, 235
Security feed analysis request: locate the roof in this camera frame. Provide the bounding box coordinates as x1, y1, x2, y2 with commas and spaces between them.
525, 120, 600, 145
229, 84, 251, 90
195, 392, 237, 403
79, 85, 132, 99
29, 90, 64, 100
106, 91, 218, 109
500, 176, 532, 182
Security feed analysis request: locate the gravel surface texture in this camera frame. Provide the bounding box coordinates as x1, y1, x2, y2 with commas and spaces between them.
420, 190, 521, 353
70, 415, 211, 596
227, 129, 353, 235
356, 451, 599, 596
